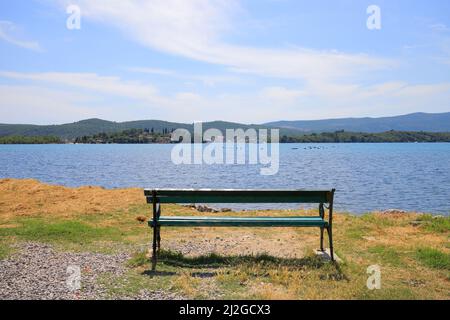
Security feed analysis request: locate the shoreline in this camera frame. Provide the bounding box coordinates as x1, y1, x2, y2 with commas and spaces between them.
2, 141, 450, 145
0, 178, 439, 217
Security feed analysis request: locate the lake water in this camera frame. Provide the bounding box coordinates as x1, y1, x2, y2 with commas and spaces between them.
1, 143, 449, 215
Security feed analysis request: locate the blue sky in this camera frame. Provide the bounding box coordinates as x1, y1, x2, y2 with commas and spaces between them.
0, 0, 450, 124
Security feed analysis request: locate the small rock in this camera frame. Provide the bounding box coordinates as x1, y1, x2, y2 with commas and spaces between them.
380, 209, 407, 215
314, 249, 342, 263
135, 216, 147, 223
196, 205, 219, 213
410, 221, 423, 227
402, 279, 426, 287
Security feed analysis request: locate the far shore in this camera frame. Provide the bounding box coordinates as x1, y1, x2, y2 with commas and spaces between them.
2, 141, 450, 145
2, 129, 450, 144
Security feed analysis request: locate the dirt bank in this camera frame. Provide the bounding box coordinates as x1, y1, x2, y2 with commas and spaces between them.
0, 179, 144, 219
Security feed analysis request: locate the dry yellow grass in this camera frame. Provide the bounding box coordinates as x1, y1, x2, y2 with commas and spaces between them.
0, 178, 144, 219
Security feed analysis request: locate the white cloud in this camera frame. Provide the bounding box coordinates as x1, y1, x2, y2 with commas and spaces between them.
430, 23, 450, 33
55, 0, 393, 81
0, 85, 98, 123
0, 70, 214, 121
392, 82, 450, 97
261, 86, 305, 103
293, 81, 450, 118
127, 66, 244, 87
0, 21, 43, 52
0, 71, 166, 105
127, 67, 177, 76
1, 70, 450, 123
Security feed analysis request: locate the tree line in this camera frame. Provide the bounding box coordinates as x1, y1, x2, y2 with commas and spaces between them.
74, 128, 173, 144
280, 130, 450, 143
1, 129, 450, 144
0, 135, 62, 144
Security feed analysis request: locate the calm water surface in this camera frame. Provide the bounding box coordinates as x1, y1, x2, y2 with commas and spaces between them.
1, 143, 449, 215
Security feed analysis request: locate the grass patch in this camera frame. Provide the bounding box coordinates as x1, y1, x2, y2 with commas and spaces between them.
171, 271, 202, 297
415, 247, 450, 270
361, 214, 395, 227
127, 250, 148, 267
368, 245, 404, 266
416, 214, 450, 233
0, 242, 13, 260
157, 249, 326, 270
123, 250, 348, 299
98, 269, 174, 299
0, 218, 123, 245
345, 225, 372, 240
359, 286, 417, 300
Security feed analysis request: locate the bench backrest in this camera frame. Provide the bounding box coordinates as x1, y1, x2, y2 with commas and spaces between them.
144, 189, 335, 204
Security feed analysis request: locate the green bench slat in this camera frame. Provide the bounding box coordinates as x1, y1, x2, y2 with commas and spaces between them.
145, 189, 332, 204
150, 216, 328, 227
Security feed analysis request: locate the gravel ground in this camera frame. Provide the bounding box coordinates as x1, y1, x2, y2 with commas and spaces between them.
0, 234, 308, 300
0, 242, 180, 300
162, 234, 310, 258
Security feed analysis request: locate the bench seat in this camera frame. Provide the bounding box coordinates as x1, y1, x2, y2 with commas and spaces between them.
150, 216, 328, 227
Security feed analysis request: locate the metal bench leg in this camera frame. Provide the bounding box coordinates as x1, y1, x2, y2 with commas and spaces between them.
319, 203, 325, 252
327, 226, 334, 261
327, 189, 335, 262
151, 225, 158, 271
151, 190, 160, 271
320, 227, 324, 251
157, 226, 161, 254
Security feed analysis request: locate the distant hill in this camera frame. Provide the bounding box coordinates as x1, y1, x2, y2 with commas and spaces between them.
265, 112, 450, 133
0, 119, 189, 140
1, 112, 449, 140
0, 119, 294, 140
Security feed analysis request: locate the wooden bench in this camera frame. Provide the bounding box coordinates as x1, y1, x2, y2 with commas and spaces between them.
144, 189, 336, 270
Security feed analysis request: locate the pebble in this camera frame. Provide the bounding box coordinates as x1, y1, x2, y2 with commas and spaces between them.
380, 209, 407, 215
